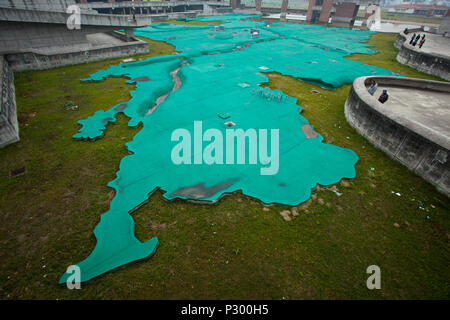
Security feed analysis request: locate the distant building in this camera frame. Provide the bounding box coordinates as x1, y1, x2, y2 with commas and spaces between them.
388, 4, 450, 16
306, 0, 380, 25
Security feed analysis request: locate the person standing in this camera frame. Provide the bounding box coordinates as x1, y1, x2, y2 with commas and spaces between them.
409, 33, 416, 45
412, 34, 420, 47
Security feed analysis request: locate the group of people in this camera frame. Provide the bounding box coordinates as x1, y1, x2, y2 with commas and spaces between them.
253, 87, 287, 103
408, 31, 426, 49
367, 80, 389, 104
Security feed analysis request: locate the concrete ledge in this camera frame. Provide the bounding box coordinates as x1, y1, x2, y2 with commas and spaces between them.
0, 55, 19, 149
345, 76, 450, 196
0, 7, 152, 27
6, 36, 149, 72
79, 1, 227, 10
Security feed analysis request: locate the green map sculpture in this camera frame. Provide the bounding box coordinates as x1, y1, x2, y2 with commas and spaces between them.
59, 14, 398, 284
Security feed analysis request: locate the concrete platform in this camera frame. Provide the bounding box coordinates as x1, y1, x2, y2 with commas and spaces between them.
345, 76, 450, 196
87, 32, 128, 48
396, 31, 450, 80
373, 86, 450, 147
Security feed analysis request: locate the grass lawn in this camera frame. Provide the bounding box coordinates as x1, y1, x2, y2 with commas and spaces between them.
0, 24, 449, 299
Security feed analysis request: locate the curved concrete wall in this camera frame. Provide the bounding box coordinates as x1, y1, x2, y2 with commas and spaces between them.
395, 31, 450, 81
397, 44, 450, 81
345, 76, 450, 196
394, 32, 406, 49
0, 55, 19, 149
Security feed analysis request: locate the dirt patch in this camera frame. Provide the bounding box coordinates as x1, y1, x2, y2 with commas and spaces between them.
300, 199, 312, 210
17, 113, 36, 124
148, 221, 167, 232
300, 124, 318, 139
280, 210, 291, 221
340, 180, 350, 187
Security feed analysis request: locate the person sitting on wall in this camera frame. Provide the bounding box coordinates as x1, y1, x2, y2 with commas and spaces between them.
404, 28, 409, 35
412, 34, 420, 47
378, 90, 389, 104
367, 79, 378, 96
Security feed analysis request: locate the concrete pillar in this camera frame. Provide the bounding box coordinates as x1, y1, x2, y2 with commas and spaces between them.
318, 0, 333, 23
230, 0, 241, 9
281, 0, 288, 20
306, 0, 314, 22
256, 0, 262, 11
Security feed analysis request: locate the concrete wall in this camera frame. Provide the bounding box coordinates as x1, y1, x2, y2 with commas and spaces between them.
5, 34, 149, 71
438, 15, 450, 35
0, 6, 152, 27
0, 21, 110, 54
0, 55, 19, 149
0, 0, 76, 12
396, 43, 450, 81
345, 76, 450, 196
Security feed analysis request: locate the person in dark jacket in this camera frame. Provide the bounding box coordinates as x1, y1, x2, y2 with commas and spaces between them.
378, 90, 389, 104
409, 33, 416, 44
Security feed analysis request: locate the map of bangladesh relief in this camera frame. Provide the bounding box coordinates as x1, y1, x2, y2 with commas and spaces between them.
60, 14, 397, 284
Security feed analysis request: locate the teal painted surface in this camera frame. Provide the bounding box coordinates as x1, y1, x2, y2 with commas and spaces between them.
60, 16, 398, 284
